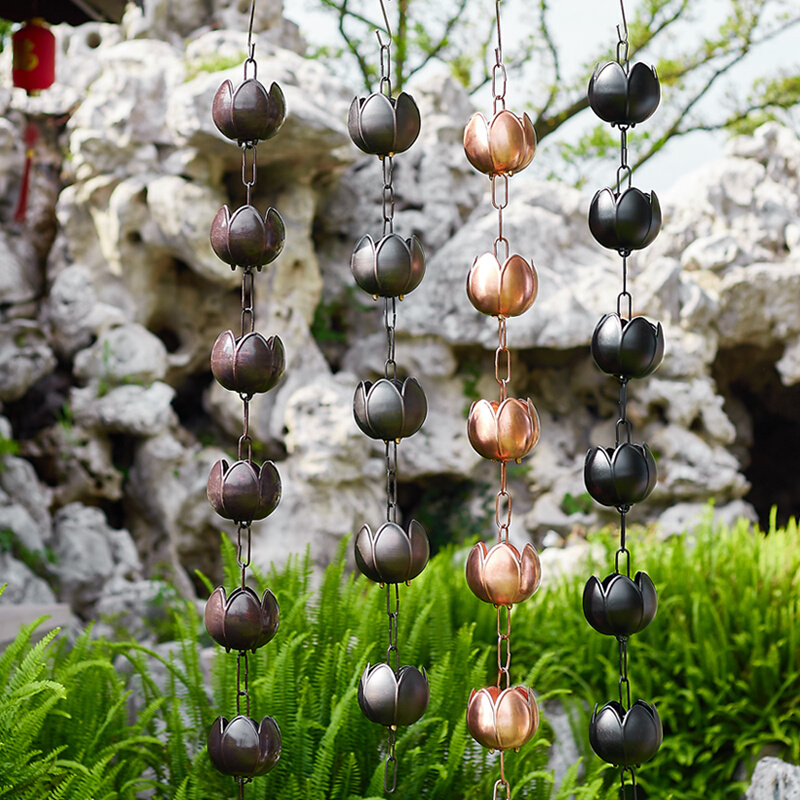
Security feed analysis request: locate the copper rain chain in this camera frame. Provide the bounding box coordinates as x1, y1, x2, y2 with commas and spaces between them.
348, 0, 431, 793
462, 3, 543, 799
583, 1, 664, 796
203, 4, 286, 795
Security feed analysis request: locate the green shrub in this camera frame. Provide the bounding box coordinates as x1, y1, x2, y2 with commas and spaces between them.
1, 510, 798, 800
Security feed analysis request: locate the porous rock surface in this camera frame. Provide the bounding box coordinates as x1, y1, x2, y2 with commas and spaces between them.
0, 0, 797, 628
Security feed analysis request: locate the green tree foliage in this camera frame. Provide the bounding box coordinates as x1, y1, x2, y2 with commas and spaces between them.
1, 511, 799, 798
304, 0, 800, 177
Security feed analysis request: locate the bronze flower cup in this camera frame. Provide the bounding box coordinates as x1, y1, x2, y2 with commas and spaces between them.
207, 714, 281, 777
207, 459, 281, 523
357, 662, 430, 727
210, 204, 285, 269
467, 398, 540, 462
466, 541, 541, 606
463, 110, 537, 177
212, 78, 286, 143
466, 685, 539, 751
348, 91, 421, 156
211, 331, 285, 396
467, 252, 538, 318
204, 585, 280, 652
351, 233, 426, 298
355, 520, 430, 584
353, 377, 427, 442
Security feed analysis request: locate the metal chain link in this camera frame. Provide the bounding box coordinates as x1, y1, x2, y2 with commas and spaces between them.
493, 752, 511, 800
386, 582, 399, 671
491, 0, 506, 116
618, 637, 632, 709
496, 604, 512, 689
385, 440, 398, 523
384, 727, 398, 792
237, 523, 252, 587
236, 650, 251, 716
242, 144, 257, 205
491, 174, 509, 262
381, 155, 395, 236
241, 268, 255, 339
384, 296, 397, 379
496, 462, 512, 542
620, 766, 639, 800
494, 317, 510, 401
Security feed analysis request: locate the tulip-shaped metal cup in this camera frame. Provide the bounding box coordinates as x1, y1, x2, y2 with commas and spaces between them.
584, 443, 657, 508
207, 459, 281, 523
589, 187, 661, 255
466, 686, 539, 751
465, 541, 541, 606
590, 700, 663, 766
591, 314, 664, 380
211, 331, 285, 396
210, 205, 285, 269
207, 714, 281, 777
212, 79, 286, 143
583, 572, 657, 637
588, 61, 660, 127
463, 110, 537, 177
357, 663, 430, 727
354, 377, 427, 441
351, 233, 425, 298
348, 92, 421, 156
204, 586, 280, 652
466, 252, 538, 318
468, 398, 540, 462
355, 520, 430, 584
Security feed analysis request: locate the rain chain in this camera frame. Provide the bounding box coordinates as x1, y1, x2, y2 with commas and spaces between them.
582, 3, 664, 796
461, 3, 542, 797
347, 1, 430, 793
202, 9, 286, 795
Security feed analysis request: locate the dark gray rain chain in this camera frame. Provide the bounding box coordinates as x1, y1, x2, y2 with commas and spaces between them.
346, 0, 431, 793
461, 3, 543, 799
582, 2, 664, 796
201, 3, 287, 796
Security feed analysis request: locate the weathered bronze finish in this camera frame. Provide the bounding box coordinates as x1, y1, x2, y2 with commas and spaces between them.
207, 459, 281, 523
357, 662, 430, 727
466, 685, 539, 751
351, 233, 425, 298
212, 78, 286, 143
348, 91, 421, 157
355, 520, 429, 584
204, 586, 280, 653
463, 110, 536, 177
353, 377, 427, 442
210, 204, 285, 269
207, 715, 282, 777
466, 541, 541, 606
211, 331, 285, 396
467, 398, 540, 462
466, 252, 537, 318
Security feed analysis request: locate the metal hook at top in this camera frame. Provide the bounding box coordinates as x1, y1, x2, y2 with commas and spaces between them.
246, 0, 257, 60
616, 0, 628, 44
376, 0, 392, 46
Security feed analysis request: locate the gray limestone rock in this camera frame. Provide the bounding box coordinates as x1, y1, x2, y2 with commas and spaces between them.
747, 757, 800, 800
0, 321, 57, 403
70, 382, 177, 437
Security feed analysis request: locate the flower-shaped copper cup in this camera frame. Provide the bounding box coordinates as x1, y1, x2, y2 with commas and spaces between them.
591, 313, 664, 380
467, 252, 538, 318
463, 110, 537, 177
211, 331, 285, 396
588, 61, 660, 127
353, 377, 427, 441
584, 443, 657, 509
204, 586, 280, 652
207, 459, 281, 523
589, 187, 661, 255
355, 520, 430, 584
583, 571, 657, 637
466, 686, 539, 751
466, 541, 541, 606
468, 398, 540, 462
348, 91, 421, 156
357, 662, 430, 727
590, 700, 663, 766
210, 204, 285, 269
351, 233, 425, 298
212, 79, 286, 143
207, 714, 281, 777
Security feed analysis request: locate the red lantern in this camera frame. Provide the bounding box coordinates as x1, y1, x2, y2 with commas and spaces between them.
12, 19, 56, 96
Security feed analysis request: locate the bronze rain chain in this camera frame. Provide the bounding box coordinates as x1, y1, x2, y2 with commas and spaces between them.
462, 3, 542, 798
348, 0, 430, 793
583, 2, 664, 796
202, 4, 286, 795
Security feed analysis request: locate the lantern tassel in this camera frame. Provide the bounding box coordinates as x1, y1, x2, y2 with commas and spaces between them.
14, 122, 40, 225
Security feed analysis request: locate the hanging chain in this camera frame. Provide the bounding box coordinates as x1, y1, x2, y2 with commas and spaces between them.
236, 650, 251, 716
386, 583, 400, 670
494, 317, 510, 400
384, 297, 397, 379
491, 0, 507, 115
495, 462, 512, 542
496, 604, 512, 688
492, 752, 511, 800
384, 727, 398, 792
491, 175, 509, 261
381, 156, 395, 235
385, 440, 398, 523
617, 637, 632, 708
620, 766, 639, 800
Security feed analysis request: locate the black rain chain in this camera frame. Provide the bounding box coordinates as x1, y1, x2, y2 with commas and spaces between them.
347, 0, 430, 793
583, 2, 665, 796
202, 2, 287, 794
462, 3, 544, 799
